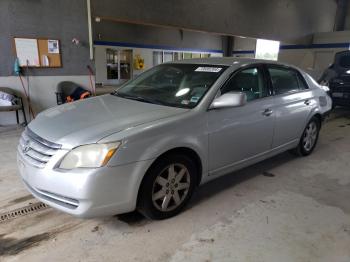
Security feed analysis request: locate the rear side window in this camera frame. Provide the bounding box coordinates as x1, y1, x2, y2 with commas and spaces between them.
296, 73, 308, 90
268, 67, 307, 95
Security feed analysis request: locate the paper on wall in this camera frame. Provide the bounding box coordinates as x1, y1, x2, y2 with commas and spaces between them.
14, 38, 40, 66
48, 40, 59, 54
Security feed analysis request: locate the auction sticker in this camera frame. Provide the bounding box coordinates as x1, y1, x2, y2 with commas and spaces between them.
195, 67, 222, 73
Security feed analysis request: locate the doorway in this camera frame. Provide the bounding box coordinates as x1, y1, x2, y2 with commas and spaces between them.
106, 49, 133, 85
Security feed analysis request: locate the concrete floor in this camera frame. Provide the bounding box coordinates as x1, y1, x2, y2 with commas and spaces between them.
0, 108, 350, 262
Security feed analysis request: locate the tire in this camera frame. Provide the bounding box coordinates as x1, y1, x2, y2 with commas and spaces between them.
292, 117, 320, 156
137, 154, 197, 220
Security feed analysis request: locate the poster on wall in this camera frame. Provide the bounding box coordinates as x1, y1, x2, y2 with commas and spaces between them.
48, 39, 59, 54
14, 38, 40, 66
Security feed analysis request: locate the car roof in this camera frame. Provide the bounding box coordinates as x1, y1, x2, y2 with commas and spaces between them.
335, 50, 350, 56
167, 57, 291, 67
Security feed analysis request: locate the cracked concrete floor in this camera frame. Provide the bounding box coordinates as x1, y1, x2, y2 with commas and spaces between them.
0, 108, 350, 262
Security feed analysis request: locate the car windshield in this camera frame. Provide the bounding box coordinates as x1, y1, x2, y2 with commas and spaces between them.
113, 63, 228, 108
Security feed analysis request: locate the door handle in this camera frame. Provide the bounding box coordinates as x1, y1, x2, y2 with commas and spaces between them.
262, 108, 273, 116
304, 99, 311, 105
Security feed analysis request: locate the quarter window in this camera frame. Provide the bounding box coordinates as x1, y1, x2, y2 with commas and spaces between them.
296, 74, 308, 90
268, 67, 306, 95
221, 67, 268, 101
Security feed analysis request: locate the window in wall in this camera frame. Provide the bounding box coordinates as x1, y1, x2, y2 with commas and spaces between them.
191, 53, 201, 59
163, 52, 174, 62
174, 52, 183, 61
183, 53, 192, 60
255, 39, 280, 61
119, 50, 132, 80
268, 67, 301, 95
209, 53, 223, 58
201, 53, 210, 58
221, 67, 268, 101
153, 51, 163, 66
106, 49, 118, 80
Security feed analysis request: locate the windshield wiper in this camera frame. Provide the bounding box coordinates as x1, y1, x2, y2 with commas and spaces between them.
113, 92, 166, 106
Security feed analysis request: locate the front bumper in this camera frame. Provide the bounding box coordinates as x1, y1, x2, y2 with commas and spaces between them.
17, 148, 154, 218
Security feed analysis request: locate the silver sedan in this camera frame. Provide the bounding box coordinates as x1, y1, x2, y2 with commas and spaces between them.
17, 58, 332, 219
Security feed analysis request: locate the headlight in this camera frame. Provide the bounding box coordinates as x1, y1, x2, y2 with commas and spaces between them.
320, 85, 330, 92
59, 142, 121, 169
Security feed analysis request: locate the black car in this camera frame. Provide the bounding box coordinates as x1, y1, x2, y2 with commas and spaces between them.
319, 51, 350, 107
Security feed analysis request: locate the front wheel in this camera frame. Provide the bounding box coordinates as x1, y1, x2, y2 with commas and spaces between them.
137, 154, 197, 219
293, 117, 320, 156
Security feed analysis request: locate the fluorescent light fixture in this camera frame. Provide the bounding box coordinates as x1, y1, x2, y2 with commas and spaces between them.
255, 39, 280, 61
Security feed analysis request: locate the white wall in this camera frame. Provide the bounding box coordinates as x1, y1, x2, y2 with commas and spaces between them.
313, 31, 350, 44
0, 75, 91, 125
232, 37, 256, 58
279, 31, 350, 79
279, 48, 339, 80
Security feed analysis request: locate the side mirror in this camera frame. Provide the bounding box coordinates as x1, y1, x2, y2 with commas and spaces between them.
209, 92, 247, 109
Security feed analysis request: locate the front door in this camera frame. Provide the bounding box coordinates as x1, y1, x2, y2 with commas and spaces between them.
208, 66, 275, 174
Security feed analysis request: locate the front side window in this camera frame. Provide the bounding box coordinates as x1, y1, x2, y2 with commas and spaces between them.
114, 64, 228, 108
221, 67, 268, 101
268, 67, 303, 95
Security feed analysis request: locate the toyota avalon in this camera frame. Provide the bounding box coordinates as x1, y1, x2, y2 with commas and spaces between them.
17, 58, 332, 219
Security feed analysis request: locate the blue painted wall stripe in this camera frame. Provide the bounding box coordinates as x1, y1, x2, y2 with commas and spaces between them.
94, 40, 349, 55
232, 50, 255, 54
94, 40, 223, 53
280, 42, 350, 50
232, 42, 350, 55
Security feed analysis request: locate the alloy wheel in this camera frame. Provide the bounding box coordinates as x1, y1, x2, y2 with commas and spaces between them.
151, 163, 191, 212
302, 121, 318, 152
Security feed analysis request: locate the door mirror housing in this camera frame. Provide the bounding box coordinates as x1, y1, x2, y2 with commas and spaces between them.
209, 92, 247, 109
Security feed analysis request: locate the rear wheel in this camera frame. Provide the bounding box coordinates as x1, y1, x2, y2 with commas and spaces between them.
137, 154, 197, 219
293, 117, 320, 156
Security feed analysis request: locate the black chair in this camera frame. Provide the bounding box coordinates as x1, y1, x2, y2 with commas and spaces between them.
0, 87, 28, 126
55, 81, 81, 105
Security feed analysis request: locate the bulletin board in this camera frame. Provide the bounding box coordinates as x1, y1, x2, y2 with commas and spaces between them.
14, 37, 62, 68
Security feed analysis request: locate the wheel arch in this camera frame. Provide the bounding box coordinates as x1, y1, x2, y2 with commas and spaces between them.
136, 146, 203, 206
306, 106, 323, 129
312, 113, 323, 128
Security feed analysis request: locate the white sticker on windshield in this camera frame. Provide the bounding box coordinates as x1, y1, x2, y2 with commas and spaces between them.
195, 67, 222, 73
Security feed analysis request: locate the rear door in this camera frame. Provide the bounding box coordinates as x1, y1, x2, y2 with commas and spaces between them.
266, 65, 314, 148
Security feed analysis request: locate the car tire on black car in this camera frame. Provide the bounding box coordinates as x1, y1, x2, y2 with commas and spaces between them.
293, 116, 320, 156
137, 154, 197, 219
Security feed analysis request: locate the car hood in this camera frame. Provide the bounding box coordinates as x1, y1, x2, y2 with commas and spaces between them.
28, 94, 188, 148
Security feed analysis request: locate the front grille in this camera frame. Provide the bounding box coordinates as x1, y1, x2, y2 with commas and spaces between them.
19, 128, 61, 168
330, 83, 350, 93
339, 75, 350, 82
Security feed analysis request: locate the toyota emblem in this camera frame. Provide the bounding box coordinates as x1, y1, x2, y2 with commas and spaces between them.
23, 141, 30, 153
